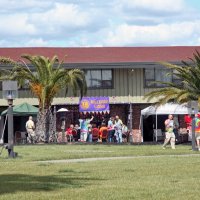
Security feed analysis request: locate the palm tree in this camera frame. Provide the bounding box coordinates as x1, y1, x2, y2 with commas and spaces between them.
0, 55, 87, 142
145, 51, 200, 105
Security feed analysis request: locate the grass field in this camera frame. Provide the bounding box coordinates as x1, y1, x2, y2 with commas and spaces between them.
0, 144, 200, 200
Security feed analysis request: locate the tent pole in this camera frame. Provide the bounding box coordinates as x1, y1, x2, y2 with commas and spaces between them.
141, 115, 143, 142
0, 115, 8, 144
156, 114, 158, 142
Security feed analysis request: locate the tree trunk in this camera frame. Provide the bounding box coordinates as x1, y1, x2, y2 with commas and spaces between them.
35, 107, 53, 143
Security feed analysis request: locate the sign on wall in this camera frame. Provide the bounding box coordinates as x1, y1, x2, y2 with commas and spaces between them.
79, 97, 109, 113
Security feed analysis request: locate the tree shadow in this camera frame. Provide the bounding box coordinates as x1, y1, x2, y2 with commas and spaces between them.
0, 173, 104, 195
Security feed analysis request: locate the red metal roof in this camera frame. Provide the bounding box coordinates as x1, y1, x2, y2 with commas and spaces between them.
0, 46, 200, 63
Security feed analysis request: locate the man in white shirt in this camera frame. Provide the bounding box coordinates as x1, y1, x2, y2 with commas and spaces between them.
26, 116, 36, 143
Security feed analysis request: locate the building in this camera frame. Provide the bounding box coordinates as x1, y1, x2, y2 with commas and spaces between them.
0, 46, 199, 142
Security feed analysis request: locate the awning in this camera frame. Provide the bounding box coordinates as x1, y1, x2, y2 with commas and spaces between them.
1, 102, 38, 116
141, 103, 189, 116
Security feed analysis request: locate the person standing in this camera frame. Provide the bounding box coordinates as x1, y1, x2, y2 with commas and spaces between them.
195, 114, 200, 151
184, 114, 192, 141
162, 114, 176, 149
74, 124, 80, 141
66, 124, 74, 142
107, 117, 115, 142
122, 124, 128, 142
114, 115, 123, 143
99, 123, 108, 142
87, 123, 93, 142
26, 116, 36, 144
79, 116, 94, 142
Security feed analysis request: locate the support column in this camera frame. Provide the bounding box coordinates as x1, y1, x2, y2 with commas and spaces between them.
7, 103, 14, 157
191, 114, 197, 151
129, 103, 133, 143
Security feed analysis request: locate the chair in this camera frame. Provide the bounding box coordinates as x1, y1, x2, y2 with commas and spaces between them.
122, 131, 129, 143
92, 128, 99, 142
20, 132, 27, 144
101, 129, 108, 142
57, 132, 62, 143
72, 129, 78, 141
67, 133, 73, 143
57, 132, 67, 143
15, 131, 22, 144
69, 135, 73, 142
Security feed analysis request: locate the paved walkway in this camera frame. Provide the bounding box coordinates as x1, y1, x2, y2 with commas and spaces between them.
37, 153, 200, 164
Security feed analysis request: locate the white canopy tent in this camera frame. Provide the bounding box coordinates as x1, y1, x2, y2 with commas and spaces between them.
141, 103, 189, 116
140, 103, 189, 142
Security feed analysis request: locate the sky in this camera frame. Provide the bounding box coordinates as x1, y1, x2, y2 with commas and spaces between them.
0, 0, 200, 47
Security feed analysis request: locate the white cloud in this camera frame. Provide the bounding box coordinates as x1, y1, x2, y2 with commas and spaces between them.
0, 2, 105, 41
0, 14, 36, 36
118, 0, 186, 14
114, 0, 196, 26
0, 0, 199, 47
0, 38, 48, 47
104, 21, 200, 46
31, 3, 91, 30
0, 0, 54, 12
25, 38, 49, 47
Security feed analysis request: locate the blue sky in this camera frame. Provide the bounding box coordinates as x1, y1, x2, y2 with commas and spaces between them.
0, 0, 200, 47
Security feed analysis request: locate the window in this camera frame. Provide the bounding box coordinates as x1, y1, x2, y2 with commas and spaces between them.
85, 69, 113, 89
144, 68, 181, 88
172, 69, 182, 85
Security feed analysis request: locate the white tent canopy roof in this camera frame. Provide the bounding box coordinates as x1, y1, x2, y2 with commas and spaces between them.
141, 103, 189, 116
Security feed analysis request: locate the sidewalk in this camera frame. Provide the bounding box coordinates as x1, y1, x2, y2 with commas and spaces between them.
36, 153, 200, 164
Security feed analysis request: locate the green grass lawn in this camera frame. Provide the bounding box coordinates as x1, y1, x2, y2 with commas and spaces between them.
0, 144, 200, 200
0, 143, 198, 162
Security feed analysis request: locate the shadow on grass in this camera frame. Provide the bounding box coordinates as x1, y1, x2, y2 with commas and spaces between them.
0, 173, 104, 194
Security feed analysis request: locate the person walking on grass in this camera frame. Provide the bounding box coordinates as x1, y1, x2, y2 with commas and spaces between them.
162, 114, 176, 149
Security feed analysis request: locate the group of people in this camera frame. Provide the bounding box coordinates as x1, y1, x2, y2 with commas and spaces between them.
65, 115, 128, 143
24, 114, 128, 144
23, 113, 200, 150
107, 115, 128, 143
163, 114, 200, 150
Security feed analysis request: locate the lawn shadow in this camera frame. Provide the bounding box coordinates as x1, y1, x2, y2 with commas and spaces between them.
0, 173, 104, 195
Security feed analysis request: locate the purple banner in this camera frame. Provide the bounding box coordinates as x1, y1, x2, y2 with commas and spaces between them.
79, 97, 109, 112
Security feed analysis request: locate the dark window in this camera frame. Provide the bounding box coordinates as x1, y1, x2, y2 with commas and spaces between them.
172, 69, 182, 85
144, 68, 181, 88
85, 69, 113, 89
145, 69, 155, 87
